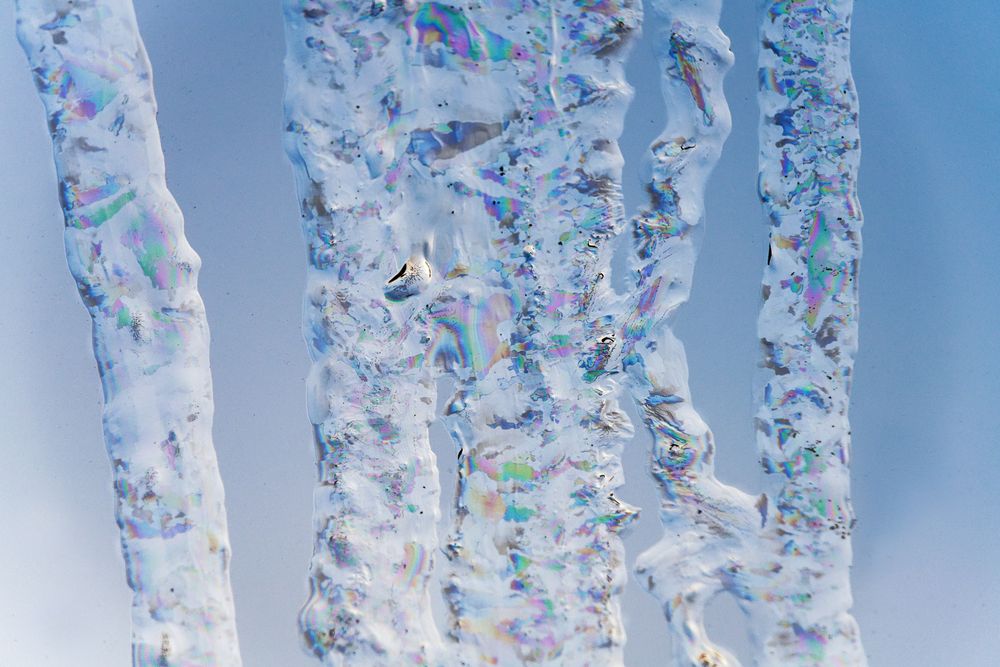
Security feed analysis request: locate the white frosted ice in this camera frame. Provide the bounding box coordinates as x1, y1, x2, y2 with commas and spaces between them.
16, 1, 242, 664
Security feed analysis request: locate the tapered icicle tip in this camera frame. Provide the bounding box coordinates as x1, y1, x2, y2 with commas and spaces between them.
16, 1, 242, 664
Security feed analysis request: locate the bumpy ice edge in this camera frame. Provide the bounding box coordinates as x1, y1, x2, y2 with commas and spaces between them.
17, 1, 242, 664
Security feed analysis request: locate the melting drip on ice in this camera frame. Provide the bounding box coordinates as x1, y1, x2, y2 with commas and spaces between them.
16, 1, 241, 665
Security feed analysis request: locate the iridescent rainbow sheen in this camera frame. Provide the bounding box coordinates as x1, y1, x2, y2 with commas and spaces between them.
17, 1, 241, 665
36, 59, 121, 120
284, 1, 639, 664
404, 3, 531, 70
752, 0, 866, 662
669, 30, 712, 122
424, 293, 513, 378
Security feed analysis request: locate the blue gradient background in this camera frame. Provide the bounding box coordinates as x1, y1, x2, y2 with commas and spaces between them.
1, 1, 997, 664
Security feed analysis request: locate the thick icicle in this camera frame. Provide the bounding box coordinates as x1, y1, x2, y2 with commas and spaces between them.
431, 4, 641, 665
753, 0, 866, 662
282, 1, 640, 664
626, 2, 756, 666
282, 3, 445, 664
15, 1, 242, 665
632, 1, 866, 665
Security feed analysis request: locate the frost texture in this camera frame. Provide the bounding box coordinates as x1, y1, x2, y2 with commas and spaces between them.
283, 1, 641, 664
631, 0, 865, 665
16, 2, 242, 664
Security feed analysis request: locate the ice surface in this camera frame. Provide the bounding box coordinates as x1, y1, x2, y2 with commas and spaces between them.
283, 1, 866, 664
283, 1, 641, 664
752, 0, 866, 662
15, 1, 241, 664
631, 1, 866, 665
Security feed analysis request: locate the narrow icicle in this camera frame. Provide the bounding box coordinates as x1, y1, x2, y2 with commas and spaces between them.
753, 0, 866, 662
282, 1, 640, 664
282, 3, 445, 664
16, 1, 242, 665
433, 3, 641, 663
626, 2, 756, 666
632, 1, 866, 665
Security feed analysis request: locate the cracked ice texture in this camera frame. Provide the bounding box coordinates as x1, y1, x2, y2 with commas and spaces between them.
631, 1, 865, 665
16, 1, 241, 664
283, 0, 640, 664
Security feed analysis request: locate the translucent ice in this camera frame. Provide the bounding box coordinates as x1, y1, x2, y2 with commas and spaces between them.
283, 0, 864, 664
753, 0, 866, 662
283, 1, 640, 664
626, 2, 758, 665
632, 0, 866, 665
16, 1, 241, 664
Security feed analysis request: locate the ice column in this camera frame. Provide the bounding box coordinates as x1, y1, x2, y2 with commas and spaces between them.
16, 1, 242, 665
432, 3, 641, 665
282, 2, 445, 663
626, 2, 757, 666
631, 0, 866, 665
753, 0, 866, 662
282, 1, 640, 664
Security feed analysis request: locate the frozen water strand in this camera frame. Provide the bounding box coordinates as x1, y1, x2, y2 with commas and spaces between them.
753, 0, 866, 663
282, 1, 640, 664
283, 2, 446, 664
625, 2, 756, 666
429, 3, 641, 664
629, 1, 866, 664
16, 1, 242, 665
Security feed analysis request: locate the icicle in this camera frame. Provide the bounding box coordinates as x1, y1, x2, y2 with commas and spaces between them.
632, 1, 866, 664
626, 2, 756, 666
432, 3, 642, 664
753, 0, 866, 662
282, 1, 641, 664
15, 1, 242, 665
282, 2, 446, 664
